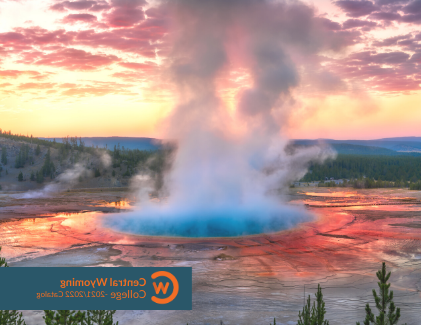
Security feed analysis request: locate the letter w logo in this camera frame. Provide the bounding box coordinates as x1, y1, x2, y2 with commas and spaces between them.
153, 282, 170, 295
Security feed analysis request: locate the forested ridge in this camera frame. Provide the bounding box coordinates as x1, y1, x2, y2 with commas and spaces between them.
301, 155, 421, 183
0, 129, 161, 169
3, 130, 421, 189
0, 129, 168, 188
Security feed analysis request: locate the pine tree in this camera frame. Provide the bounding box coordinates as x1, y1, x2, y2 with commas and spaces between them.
18, 172, 23, 182
15, 151, 22, 168
356, 262, 406, 325
14, 145, 30, 169
35, 144, 41, 156
298, 284, 329, 325
1, 147, 7, 165
36, 170, 44, 184
0, 246, 8, 267
312, 284, 329, 325
0, 310, 26, 325
78, 138, 84, 152
298, 295, 312, 325
43, 310, 85, 325
41, 148, 55, 178
0, 247, 26, 324
83, 310, 118, 325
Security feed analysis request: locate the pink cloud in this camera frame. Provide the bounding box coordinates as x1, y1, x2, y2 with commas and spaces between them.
118, 61, 157, 70
49, 3, 67, 12
1, 0, 419, 99
89, 1, 111, 12
326, 45, 421, 92
342, 18, 378, 29
30, 72, 55, 80
0, 27, 72, 49
58, 83, 78, 88
17, 48, 119, 70
103, 9, 145, 27
336, 0, 421, 24
335, 0, 378, 17
50, 1, 98, 11
60, 83, 136, 97
0, 70, 41, 78
0, 23, 165, 61
372, 34, 412, 46
18, 82, 56, 90
102, 0, 147, 27
111, 71, 145, 82
402, 0, 421, 14
62, 13, 98, 23
369, 11, 401, 21
316, 17, 342, 31
72, 28, 161, 56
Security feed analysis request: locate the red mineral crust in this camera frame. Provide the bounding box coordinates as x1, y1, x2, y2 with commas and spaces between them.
1, 188, 420, 324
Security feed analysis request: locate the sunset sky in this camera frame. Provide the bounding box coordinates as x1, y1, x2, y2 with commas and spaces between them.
1, 0, 421, 140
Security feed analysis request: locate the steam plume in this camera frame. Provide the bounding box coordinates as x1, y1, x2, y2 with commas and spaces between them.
106, 0, 341, 237
17, 151, 112, 199
17, 164, 88, 199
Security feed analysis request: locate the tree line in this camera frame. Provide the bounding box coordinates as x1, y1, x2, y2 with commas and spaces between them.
302, 155, 421, 184
0, 130, 103, 163
0, 129, 56, 148
0, 130, 169, 187
2, 130, 421, 187
317, 178, 412, 189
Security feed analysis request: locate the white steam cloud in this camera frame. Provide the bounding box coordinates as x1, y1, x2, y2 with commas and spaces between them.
99, 151, 112, 168
16, 163, 88, 199
17, 151, 112, 199
106, 0, 342, 237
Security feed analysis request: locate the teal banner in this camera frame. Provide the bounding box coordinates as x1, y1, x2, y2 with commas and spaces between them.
0, 267, 192, 310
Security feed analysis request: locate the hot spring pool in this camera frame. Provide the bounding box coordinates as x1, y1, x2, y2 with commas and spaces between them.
103, 203, 312, 237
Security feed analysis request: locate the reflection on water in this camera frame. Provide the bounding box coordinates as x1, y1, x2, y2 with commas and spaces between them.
302, 191, 358, 198
299, 190, 421, 208
96, 199, 132, 209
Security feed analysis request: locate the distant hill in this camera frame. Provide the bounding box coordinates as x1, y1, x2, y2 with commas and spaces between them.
329, 143, 421, 156
38, 136, 421, 155
41, 137, 162, 151
294, 138, 421, 154
379, 137, 421, 142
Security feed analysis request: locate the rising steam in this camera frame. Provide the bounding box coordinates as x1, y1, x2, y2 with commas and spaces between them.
17, 151, 112, 199
106, 0, 342, 237
17, 164, 87, 199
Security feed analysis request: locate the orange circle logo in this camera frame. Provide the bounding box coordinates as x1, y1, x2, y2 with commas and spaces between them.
151, 271, 179, 304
